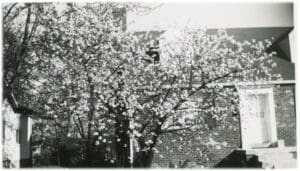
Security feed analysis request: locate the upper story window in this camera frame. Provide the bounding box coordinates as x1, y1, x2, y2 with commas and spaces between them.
16, 129, 20, 144
145, 40, 160, 63
2, 121, 5, 144
112, 8, 127, 31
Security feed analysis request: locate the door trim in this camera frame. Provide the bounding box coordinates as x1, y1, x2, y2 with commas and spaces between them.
237, 86, 278, 149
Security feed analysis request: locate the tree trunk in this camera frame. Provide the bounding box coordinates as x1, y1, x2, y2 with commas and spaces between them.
133, 150, 154, 168
115, 119, 131, 167
86, 80, 95, 162
85, 141, 92, 161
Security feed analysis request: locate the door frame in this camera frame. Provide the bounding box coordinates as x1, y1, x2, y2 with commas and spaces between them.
237, 86, 278, 149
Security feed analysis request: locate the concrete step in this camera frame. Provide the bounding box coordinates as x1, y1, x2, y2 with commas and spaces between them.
242, 147, 297, 168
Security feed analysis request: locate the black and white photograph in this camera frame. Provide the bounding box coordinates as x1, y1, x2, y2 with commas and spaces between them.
1, 0, 297, 169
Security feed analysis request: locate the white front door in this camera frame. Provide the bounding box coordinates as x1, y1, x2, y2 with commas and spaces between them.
238, 87, 278, 149
245, 94, 269, 146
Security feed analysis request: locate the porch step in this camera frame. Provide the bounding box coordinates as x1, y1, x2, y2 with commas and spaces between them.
243, 147, 297, 168
214, 147, 297, 168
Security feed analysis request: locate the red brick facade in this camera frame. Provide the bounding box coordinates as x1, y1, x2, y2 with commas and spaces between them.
274, 85, 296, 147
152, 111, 241, 168
151, 84, 296, 168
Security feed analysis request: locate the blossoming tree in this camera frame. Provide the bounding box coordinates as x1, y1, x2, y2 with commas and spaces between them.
3, 2, 280, 167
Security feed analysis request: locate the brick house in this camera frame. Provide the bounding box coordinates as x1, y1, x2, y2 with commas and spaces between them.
2, 87, 34, 168
1, 6, 295, 169
137, 27, 296, 168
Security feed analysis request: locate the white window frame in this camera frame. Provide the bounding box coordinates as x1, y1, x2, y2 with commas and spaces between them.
288, 29, 295, 63
237, 86, 277, 149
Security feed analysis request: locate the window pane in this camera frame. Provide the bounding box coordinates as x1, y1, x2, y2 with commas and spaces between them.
16, 129, 20, 143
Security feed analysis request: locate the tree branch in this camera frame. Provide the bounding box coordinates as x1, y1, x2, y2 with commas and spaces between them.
9, 5, 32, 86
160, 76, 176, 105
3, 3, 18, 21
159, 68, 241, 125
161, 125, 194, 134
139, 121, 150, 133
73, 117, 85, 139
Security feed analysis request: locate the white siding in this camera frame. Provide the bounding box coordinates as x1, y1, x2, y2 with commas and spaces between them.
2, 99, 21, 168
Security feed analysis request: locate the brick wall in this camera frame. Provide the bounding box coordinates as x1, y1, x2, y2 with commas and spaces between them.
151, 84, 297, 168
152, 113, 241, 168
274, 85, 296, 147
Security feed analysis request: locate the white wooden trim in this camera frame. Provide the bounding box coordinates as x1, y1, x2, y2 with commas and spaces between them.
288, 29, 295, 63
227, 80, 295, 87
237, 86, 278, 149
129, 120, 134, 166
136, 80, 296, 90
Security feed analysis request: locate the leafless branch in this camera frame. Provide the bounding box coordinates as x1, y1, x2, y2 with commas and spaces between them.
161, 125, 194, 134
3, 3, 18, 21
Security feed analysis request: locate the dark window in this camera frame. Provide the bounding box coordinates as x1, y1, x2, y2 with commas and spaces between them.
16, 129, 20, 143
184, 117, 194, 126
2, 121, 5, 144
112, 8, 127, 31
145, 40, 160, 63
204, 114, 217, 130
